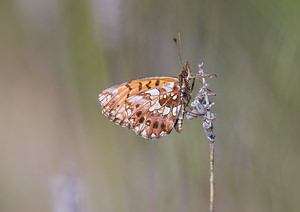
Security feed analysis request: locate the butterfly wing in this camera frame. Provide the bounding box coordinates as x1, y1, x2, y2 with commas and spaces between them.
98, 77, 182, 139
125, 82, 182, 139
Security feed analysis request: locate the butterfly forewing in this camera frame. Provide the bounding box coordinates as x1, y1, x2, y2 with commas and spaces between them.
98, 77, 183, 139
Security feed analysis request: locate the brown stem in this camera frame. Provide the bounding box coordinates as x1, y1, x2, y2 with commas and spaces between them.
209, 142, 215, 212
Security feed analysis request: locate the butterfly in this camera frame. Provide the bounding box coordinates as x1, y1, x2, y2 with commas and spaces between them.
98, 60, 195, 139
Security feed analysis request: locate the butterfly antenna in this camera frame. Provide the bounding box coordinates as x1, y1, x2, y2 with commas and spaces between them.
173, 29, 184, 66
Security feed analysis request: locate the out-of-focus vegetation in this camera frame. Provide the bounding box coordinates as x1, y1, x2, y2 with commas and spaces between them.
1, 0, 300, 211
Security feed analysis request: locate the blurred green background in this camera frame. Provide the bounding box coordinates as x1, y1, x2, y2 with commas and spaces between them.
1, 0, 300, 211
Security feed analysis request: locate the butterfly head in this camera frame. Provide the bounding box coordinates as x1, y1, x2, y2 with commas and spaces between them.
178, 61, 194, 100
179, 61, 192, 80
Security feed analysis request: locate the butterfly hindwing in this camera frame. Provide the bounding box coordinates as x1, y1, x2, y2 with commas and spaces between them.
125, 81, 182, 138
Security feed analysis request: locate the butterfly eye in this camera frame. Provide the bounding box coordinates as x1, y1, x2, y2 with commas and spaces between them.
181, 69, 188, 77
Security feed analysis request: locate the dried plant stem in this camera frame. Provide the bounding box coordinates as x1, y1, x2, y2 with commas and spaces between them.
186, 63, 216, 212
209, 142, 215, 212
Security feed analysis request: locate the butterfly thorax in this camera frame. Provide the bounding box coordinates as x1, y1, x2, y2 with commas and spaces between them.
174, 61, 195, 133
178, 61, 194, 107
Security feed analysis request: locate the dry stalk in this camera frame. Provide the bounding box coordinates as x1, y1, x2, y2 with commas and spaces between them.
186, 63, 216, 212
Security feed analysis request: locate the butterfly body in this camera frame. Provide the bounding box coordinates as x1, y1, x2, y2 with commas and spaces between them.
98, 61, 194, 139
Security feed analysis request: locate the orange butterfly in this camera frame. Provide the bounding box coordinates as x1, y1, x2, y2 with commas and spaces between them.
98, 61, 195, 139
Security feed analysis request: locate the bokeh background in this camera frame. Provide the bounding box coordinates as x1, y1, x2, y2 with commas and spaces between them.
1, 0, 300, 211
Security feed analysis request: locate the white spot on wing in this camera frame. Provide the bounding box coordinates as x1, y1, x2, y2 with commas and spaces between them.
172, 107, 177, 116
104, 88, 113, 93
141, 130, 147, 138
107, 94, 112, 101
128, 95, 143, 102
163, 94, 167, 99
158, 106, 164, 113
98, 94, 105, 102
129, 119, 134, 125
101, 94, 112, 105
163, 82, 174, 92
177, 105, 181, 112
172, 95, 177, 100
127, 109, 132, 116
163, 107, 170, 115
116, 113, 123, 119
149, 101, 161, 112
145, 89, 159, 96
134, 126, 140, 133
112, 89, 118, 95
159, 131, 167, 137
